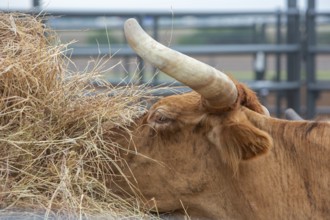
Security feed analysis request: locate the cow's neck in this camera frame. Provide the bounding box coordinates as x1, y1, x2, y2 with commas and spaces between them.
245, 108, 330, 169
240, 108, 330, 219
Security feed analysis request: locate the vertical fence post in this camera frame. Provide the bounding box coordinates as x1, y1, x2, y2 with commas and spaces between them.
275, 9, 282, 117
254, 22, 266, 82
306, 0, 317, 118
33, 0, 40, 8
286, 0, 301, 114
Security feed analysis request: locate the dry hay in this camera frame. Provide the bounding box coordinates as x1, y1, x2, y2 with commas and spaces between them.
0, 12, 158, 219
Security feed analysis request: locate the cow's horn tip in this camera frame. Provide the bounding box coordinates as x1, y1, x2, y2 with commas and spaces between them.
124, 18, 138, 29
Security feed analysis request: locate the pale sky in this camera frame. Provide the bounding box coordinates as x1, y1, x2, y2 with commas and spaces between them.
1, 0, 330, 12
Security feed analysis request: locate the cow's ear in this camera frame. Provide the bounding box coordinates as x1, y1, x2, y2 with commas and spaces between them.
208, 120, 272, 174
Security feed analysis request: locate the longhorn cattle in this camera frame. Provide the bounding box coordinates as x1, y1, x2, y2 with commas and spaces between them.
111, 19, 330, 219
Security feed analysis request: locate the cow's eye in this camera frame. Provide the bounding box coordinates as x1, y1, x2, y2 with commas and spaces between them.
148, 108, 175, 127
154, 114, 171, 124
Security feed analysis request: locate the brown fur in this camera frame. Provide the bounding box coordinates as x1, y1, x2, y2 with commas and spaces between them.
214, 111, 272, 174
112, 88, 330, 219
234, 81, 264, 114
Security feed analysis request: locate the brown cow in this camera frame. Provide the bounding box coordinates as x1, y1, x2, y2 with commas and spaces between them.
111, 19, 330, 220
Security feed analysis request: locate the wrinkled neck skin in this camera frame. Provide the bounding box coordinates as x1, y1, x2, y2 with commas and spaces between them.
113, 107, 330, 220
241, 108, 330, 220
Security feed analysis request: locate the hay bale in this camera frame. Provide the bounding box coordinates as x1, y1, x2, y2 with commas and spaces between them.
0, 12, 156, 219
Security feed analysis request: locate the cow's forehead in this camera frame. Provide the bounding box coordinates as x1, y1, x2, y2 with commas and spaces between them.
152, 92, 201, 111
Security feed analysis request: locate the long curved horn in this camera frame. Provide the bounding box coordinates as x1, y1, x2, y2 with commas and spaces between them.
124, 18, 238, 109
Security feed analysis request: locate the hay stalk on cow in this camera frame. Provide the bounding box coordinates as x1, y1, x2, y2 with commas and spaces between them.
0, 13, 159, 219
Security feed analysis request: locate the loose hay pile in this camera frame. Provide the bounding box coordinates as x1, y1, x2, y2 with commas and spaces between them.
0, 13, 156, 219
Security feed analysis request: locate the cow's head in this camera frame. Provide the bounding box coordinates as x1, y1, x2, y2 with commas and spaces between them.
112, 19, 273, 216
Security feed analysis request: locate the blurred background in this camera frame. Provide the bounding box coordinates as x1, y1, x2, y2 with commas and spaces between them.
1, 0, 330, 118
